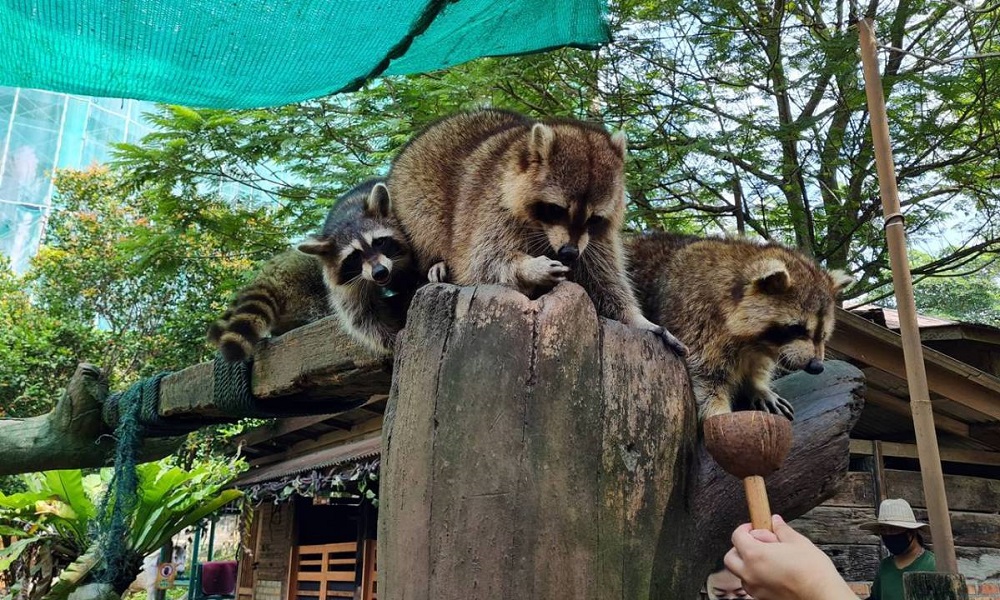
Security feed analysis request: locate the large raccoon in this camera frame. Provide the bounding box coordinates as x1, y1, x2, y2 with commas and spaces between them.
208, 179, 422, 360
387, 108, 686, 354
627, 232, 853, 421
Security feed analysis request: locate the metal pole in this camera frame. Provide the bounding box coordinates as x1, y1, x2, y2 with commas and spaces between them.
857, 17, 958, 573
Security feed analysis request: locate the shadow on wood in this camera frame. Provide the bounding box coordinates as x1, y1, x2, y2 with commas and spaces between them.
380, 282, 865, 599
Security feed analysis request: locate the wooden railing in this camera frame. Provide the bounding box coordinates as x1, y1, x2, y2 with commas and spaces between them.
291, 542, 358, 600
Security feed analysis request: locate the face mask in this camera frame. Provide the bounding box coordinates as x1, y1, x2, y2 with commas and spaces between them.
881, 532, 913, 555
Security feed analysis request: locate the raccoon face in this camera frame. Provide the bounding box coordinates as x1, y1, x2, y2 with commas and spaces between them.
333, 227, 412, 287
510, 123, 626, 266
300, 227, 413, 288
728, 258, 853, 374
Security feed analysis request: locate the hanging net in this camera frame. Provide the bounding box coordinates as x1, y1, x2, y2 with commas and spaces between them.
0, 0, 609, 109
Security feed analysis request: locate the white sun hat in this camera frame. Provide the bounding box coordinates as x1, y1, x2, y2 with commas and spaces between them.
860, 498, 929, 532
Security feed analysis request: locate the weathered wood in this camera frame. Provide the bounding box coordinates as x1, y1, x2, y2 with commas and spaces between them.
826, 471, 877, 508
824, 469, 1000, 513
903, 572, 969, 600
381, 282, 864, 600
158, 314, 393, 417
819, 543, 882, 581
794, 506, 1000, 549
0, 364, 182, 477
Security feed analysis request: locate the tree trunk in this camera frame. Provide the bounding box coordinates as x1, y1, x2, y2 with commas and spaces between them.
379, 282, 865, 599
0, 364, 182, 477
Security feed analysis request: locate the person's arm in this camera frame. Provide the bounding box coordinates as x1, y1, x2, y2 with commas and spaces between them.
725, 515, 859, 600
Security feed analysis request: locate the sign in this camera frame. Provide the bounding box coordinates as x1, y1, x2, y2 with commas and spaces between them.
155, 562, 179, 590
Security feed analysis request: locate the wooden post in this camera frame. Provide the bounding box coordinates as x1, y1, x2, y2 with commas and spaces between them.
858, 17, 959, 574
380, 282, 866, 599
904, 573, 969, 600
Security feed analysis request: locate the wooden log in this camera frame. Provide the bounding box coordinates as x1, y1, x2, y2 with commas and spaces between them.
380, 282, 865, 600
0, 364, 182, 477
159, 315, 393, 418
904, 572, 969, 600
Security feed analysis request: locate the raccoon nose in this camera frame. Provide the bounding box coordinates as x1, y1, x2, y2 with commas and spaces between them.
804, 358, 824, 375
557, 245, 579, 265
371, 264, 390, 285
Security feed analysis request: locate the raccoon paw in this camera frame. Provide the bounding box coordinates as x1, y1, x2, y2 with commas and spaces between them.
428, 261, 449, 283
651, 325, 688, 357
520, 255, 571, 288
752, 391, 795, 421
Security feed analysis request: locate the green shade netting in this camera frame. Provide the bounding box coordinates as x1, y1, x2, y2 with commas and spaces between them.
0, 0, 609, 109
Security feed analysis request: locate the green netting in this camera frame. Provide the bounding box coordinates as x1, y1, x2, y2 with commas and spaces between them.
0, 0, 609, 109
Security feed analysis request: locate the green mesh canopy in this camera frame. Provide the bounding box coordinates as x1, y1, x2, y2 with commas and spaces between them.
0, 0, 609, 109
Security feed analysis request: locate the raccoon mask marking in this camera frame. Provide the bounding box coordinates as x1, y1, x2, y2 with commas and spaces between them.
298, 180, 423, 354
627, 232, 853, 422
208, 180, 423, 361
388, 108, 687, 356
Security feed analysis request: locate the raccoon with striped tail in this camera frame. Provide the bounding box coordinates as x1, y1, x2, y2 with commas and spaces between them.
627, 232, 853, 422
208, 179, 423, 360
387, 108, 687, 355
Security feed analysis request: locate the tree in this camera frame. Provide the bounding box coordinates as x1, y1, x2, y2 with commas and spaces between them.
0, 166, 291, 420
113, 1, 1000, 302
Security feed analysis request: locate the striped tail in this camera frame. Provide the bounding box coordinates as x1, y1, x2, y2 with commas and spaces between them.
207, 283, 283, 362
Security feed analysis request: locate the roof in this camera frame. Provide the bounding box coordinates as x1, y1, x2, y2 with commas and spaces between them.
234, 434, 381, 487
849, 305, 1000, 344
830, 307, 1000, 462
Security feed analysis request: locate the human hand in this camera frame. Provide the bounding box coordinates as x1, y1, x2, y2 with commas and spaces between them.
724, 515, 858, 600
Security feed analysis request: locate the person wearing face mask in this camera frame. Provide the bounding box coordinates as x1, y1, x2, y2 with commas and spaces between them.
859, 498, 936, 600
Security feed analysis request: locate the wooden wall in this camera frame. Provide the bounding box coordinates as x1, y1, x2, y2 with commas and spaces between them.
793, 469, 1000, 582
238, 502, 297, 600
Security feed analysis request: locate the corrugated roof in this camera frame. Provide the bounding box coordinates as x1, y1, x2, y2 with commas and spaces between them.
234, 435, 381, 487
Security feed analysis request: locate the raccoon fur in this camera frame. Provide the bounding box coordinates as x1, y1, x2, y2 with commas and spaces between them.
387, 108, 686, 354
208, 179, 422, 360
207, 249, 330, 362
627, 231, 853, 421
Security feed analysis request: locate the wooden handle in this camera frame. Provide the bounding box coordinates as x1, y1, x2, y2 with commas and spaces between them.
744, 475, 772, 531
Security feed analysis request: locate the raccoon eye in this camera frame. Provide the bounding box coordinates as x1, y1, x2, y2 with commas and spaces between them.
372, 236, 402, 256
531, 202, 568, 224
339, 251, 363, 282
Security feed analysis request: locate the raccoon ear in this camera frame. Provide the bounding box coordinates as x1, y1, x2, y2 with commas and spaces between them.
364, 182, 392, 218
297, 237, 336, 256
828, 269, 854, 295
530, 123, 555, 162
752, 260, 791, 295
610, 130, 627, 159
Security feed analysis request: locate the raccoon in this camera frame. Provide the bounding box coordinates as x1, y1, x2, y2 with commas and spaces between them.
208, 179, 422, 360
207, 249, 330, 362
387, 108, 686, 354
627, 232, 853, 421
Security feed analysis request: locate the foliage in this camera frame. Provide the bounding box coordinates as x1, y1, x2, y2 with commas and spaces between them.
0, 165, 289, 420
112, 1, 1000, 303
0, 459, 244, 600
912, 257, 1000, 325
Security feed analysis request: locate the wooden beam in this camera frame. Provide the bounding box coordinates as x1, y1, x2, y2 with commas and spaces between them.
850, 439, 1000, 467
864, 389, 973, 441
159, 315, 394, 418
831, 308, 1000, 421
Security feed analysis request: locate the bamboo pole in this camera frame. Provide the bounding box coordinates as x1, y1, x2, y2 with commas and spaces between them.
857, 18, 958, 573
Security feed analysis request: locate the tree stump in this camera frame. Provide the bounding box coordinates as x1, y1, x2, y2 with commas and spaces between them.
904, 573, 970, 600
380, 282, 865, 599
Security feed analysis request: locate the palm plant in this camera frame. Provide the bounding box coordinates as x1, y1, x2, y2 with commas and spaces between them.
0, 460, 242, 600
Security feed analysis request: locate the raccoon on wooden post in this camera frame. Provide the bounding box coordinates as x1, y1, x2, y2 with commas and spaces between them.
387, 108, 686, 355
628, 232, 853, 421
208, 179, 423, 360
